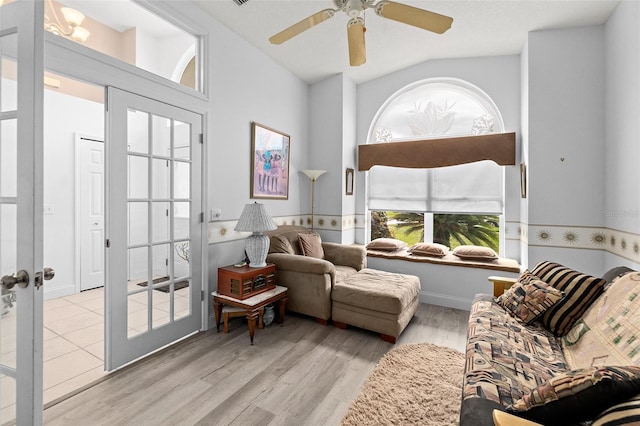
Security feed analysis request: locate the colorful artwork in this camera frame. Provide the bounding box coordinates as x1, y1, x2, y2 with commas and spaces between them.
250, 122, 290, 199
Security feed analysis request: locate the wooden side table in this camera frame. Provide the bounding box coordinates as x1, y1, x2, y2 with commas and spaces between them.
488, 276, 518, 297
212, 285, 288, 345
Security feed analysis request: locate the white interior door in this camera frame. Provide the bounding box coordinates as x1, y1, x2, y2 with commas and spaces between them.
106, 87, 203, 371
79, 136, 104, 291
0, 0, 45, 423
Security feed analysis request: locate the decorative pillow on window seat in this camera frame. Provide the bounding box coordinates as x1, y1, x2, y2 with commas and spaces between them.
366, 238, 407, 252
497, 276, 565, 324
507, 366, 640, 425
452, 245, 498, 261
298, 233, 324, 259
409, 242, 449, 257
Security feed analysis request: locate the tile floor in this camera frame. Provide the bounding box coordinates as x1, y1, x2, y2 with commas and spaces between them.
1, 281, 192, 421
42, 287, 107, 406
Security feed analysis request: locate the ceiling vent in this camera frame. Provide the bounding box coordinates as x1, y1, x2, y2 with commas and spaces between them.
232, 0, 250, 5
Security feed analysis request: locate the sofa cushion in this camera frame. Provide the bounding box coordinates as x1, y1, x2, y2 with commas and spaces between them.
298, 233, 324, 259
366, 238, 407, 252
452, 245, 498, 261
269, 234, 295, 255
531, 261, 607, 337
409, 242, 449, 257
331, 269, 420, 315
508, 366, 640, 425
498, 278, 565, 325
563, 271, 640, 369
463, 295, 567, 409
592, 393, 640, 426
334, 265, 358, 283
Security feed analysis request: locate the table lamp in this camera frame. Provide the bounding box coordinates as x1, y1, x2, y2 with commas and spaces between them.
234, 202, 277, 267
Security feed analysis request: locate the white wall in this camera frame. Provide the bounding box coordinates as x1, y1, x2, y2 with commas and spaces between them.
43, 88, 104, 298
309, 74, 344, 242
307, 73, 359, 244
204, 9, 310, 285
135, 28, 195, 83
520, 40, 530, 268
604, 0, 640, 271
341, 75, 358, 244
525, 25, 607, 276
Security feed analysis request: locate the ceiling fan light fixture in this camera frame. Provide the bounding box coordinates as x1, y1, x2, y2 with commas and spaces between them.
345, 0, 364, 18
347, 17, 366, 66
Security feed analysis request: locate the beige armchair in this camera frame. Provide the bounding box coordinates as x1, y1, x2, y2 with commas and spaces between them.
265, 225, 366, 323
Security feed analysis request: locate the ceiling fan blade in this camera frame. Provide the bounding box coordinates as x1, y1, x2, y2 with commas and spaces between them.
347, 17, 366, 66
269, 9, 336, 45
375, 1, 453, 34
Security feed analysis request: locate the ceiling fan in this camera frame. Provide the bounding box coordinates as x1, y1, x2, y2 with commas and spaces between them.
269, 0, 453, 67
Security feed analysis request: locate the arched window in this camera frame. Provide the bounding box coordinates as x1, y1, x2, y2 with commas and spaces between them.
367, 78, 506, 253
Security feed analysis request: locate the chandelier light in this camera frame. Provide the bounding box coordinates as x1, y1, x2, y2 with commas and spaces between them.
44, 0, 90, 42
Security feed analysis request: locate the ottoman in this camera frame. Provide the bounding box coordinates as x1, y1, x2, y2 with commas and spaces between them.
331, 268, 420, 343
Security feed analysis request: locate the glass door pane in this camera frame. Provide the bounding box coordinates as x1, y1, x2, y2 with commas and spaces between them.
107, 87, 202, 370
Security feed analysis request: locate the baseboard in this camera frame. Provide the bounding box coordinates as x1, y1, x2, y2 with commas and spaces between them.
419, 291, 472, 311
44, 284, 76, 300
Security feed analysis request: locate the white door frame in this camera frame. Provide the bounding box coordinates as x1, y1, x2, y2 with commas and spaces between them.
0, 0, 45, 423
43, 13, 210, 334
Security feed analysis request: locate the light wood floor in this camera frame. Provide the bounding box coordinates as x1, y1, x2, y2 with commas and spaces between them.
44, 303, 470, 426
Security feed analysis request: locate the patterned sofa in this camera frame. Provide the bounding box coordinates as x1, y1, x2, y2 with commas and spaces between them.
461, 262, 640, 426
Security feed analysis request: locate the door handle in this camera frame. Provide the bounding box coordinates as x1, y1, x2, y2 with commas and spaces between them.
1, 270, 29, 290
35, 267, 55, 288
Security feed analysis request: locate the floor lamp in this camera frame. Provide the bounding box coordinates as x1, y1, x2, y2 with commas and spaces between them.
301, 170, 326, 231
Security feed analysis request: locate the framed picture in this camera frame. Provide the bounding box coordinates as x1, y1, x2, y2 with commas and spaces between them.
345, 168, 354, 195
520, 163, 527, 199
250, 122, 290, 200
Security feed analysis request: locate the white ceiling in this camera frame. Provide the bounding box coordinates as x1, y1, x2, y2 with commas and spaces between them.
194, 0, 621, 84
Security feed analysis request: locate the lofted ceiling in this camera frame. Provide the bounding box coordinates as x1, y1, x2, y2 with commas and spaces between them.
194, 0, 620, 84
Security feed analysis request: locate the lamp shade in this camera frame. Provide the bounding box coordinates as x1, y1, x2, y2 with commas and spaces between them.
234, 202, 277, 268
234, 202, 277, 233
301, 169, 327, 181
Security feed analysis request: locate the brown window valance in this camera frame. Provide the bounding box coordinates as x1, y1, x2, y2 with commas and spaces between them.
358, 132, 516, 171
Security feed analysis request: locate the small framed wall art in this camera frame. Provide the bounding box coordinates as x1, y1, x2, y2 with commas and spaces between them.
520, 163, 527, 199
250, 122, 290, 200
345, 168, 354, 195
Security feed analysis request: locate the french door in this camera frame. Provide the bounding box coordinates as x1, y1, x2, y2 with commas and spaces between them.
106, 87, 203, 371
0, 0, 45, 423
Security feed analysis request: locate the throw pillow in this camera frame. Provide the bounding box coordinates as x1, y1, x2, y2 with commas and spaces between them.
562, 272, 640, 369
298, 233, 324, 259
409, 242, 449, 257
498, 279, 565, 324
366, 238, 407, 252
508, 366, 640, 425
531, 261, 607, 337
452, 245, 498, 261
268, 234, 295, 254
592, 393, 640, 426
